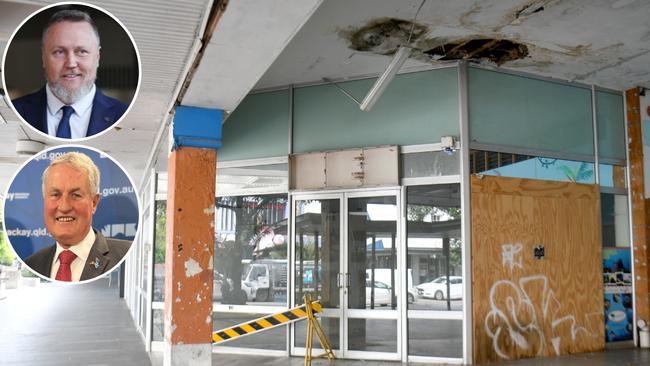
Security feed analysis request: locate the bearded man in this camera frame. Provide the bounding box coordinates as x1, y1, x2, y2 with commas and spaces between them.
12, 9, 128, 139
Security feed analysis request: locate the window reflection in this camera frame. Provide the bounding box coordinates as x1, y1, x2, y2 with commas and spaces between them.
407, 184, 462, 311
215, 194, 289, 305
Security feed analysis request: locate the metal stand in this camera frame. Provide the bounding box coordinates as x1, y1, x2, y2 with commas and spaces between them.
304, 293, 335, 366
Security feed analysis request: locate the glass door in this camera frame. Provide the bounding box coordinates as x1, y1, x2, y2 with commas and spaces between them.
293, 194, 343, 354
344, 191, 400, 360
291, 190, 401, 360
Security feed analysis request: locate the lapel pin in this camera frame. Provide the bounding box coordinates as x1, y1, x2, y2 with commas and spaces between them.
90, 258, 101, 269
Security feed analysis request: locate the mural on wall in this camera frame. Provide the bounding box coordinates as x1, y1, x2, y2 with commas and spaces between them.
602, 247, 633, 342
485, 244, 599, 359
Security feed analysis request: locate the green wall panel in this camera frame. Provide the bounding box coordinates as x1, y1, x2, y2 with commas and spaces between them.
292, 68, 459, 153
218, 90, 289, 162
469, 68, 594, 157
596, 90, 625, 162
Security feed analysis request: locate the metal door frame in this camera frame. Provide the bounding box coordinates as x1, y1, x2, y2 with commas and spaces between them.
290, 188, 402, 361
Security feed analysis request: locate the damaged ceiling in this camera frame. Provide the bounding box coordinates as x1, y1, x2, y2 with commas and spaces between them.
254, 0, 650, 91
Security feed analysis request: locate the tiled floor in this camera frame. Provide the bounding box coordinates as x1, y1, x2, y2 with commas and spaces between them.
2, 279, 648, 365
149, 347, 650, 365
0, 277, 149, 366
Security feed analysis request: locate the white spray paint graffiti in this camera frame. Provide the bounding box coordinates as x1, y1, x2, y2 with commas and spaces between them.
501, 243, 523, 273
484, 275, 597, 359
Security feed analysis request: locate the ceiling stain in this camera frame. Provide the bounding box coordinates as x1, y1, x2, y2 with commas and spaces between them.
556, 43, 592, 57
343, 18, 529, 66
342, 17, 428, 55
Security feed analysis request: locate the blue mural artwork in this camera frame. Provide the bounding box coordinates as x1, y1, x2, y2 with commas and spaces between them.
603, 247, 633, 342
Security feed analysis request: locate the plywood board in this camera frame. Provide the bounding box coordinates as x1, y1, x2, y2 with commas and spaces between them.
471, 175, 604, 363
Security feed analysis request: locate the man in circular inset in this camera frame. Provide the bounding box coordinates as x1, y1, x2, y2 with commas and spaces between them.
25, 152, 130, 282
11, 9, 127, 139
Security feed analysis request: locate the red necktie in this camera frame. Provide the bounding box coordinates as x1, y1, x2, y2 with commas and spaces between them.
55, 250, 77, 281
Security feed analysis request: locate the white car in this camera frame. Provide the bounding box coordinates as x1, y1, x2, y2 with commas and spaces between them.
366, 280, 393, 306
416, 276, 463, 300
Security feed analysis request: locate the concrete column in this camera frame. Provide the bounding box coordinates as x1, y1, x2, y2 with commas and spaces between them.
164, 106, 222, 366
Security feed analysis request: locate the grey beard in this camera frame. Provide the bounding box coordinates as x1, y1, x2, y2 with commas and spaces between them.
49, 79, 94, 105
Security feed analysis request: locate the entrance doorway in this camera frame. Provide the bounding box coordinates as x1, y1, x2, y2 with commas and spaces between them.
291, 190, 401, 360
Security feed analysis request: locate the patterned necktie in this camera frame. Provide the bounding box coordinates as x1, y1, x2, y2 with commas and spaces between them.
56, 106, 74, 138
55, 250, 77, 281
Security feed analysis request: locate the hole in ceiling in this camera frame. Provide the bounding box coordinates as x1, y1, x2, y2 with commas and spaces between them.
424, 38, 529, 65
344, 18, 428, 55
344, 18, 528, 66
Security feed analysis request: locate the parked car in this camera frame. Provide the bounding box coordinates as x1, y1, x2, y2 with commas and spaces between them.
416, 276, 463, 300
366, 280, 393, 306
366, 268, 417, 304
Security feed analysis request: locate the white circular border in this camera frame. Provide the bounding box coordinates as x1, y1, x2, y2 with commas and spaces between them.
1, 1, 142, 143
1, 144, 143, 285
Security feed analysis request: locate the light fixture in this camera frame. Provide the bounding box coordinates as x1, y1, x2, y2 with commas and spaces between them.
359, 46, 412, 112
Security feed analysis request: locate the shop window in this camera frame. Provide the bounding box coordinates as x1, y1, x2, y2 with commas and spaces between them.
471, 150, 595, 184
214, 194, 289, 305
406, 184, 462, 311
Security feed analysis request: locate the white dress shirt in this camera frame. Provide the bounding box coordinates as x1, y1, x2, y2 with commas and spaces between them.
46, 84, 96, 139
50, 228, 96, 282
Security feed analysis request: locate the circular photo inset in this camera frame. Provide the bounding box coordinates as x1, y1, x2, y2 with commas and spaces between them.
2, 2, 140, 141
2, 145, 140, 284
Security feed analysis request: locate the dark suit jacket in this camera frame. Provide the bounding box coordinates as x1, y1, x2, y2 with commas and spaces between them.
25, 229, 131, 281
12, 87, 128, 138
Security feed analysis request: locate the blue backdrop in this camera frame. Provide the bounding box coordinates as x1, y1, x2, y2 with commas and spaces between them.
4, 146, 139, 260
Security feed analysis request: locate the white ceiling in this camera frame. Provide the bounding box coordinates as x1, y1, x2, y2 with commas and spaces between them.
254, 0, 650, 90
1, 0, 649, 197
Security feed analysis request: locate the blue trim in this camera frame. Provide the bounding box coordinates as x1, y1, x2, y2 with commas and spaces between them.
173, 106, 222, 150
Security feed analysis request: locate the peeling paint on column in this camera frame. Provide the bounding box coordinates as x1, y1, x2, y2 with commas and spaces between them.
203, 205, 215, 215
184, 258, 203, 277
165, 147, 216, 348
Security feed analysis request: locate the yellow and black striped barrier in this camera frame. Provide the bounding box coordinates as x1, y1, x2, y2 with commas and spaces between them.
212, 301, 323, 344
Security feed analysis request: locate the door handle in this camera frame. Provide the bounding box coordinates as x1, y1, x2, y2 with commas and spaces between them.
345, 273, 350, 288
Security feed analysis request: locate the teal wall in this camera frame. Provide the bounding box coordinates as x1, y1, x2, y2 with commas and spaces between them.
219, 66, 625, 167
469, 67, 594, 158
292, 68, 459, 153
596, 90, 626, 162
218, 90, 289, 162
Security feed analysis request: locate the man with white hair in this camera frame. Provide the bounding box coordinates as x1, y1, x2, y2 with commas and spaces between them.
25, 152, 131, 282
12, 9, 128, 139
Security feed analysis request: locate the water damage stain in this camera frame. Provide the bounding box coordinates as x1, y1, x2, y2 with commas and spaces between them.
342, 17, 427, 55
343, 18, 528, 65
